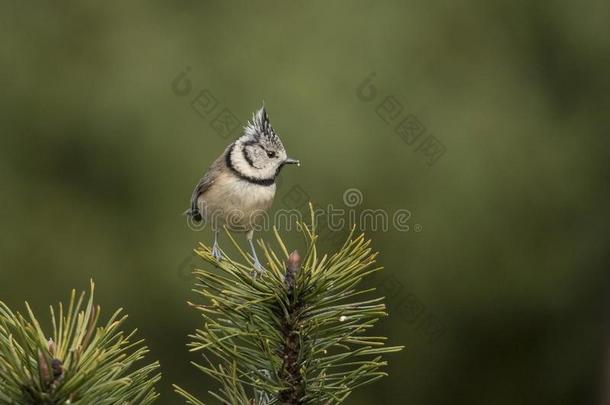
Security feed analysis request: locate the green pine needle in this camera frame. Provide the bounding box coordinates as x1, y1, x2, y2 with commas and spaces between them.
0, 280, 161, 404
175, 204, 404, 404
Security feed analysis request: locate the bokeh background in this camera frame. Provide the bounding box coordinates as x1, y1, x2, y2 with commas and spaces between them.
1, 1, 609, 404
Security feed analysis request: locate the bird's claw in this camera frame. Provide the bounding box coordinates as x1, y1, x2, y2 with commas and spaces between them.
247, 237, 264, 278
211, 243, 222, 262
250, 258, 264, 278
251, 256, 265, 280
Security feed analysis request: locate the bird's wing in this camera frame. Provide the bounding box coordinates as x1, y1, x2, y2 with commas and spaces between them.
186, 148, 231, 219
187, 170, 215, 219
192, 171, 215, 203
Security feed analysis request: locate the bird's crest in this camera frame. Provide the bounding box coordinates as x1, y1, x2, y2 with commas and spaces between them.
244, 105, 279, 142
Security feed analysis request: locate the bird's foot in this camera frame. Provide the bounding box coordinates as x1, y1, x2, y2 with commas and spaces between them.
211, 242, 222, 262
250, 257, 265, 279
247, 237, 264, 278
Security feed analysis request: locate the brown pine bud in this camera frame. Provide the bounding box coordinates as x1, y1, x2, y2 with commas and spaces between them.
38, 351, 50, 386
284, 250, 301, 290
47, 338, 56, 356
51, 358, 63, 380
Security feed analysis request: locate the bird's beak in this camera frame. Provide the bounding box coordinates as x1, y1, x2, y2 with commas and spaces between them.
284, 157, 300, 167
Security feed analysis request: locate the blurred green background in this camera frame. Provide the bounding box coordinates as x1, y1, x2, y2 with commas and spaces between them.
1, 1, 609, 404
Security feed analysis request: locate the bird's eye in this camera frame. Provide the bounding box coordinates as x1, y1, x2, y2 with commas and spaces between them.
266, 151, 276, 158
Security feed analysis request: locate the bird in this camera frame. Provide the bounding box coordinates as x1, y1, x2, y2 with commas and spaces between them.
185, 105, 300, 273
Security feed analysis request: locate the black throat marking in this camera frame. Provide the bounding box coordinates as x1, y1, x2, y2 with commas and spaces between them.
242, 140, 256, 168
225, 144, 275, 186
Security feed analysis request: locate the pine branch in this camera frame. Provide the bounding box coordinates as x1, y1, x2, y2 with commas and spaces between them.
175, 205, 404, 404
278, 250, 304, 404
0, 281, 161, 404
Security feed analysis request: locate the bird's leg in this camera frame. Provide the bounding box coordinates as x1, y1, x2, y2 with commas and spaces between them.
247, 230, 264, 275
211, 229, 222, 261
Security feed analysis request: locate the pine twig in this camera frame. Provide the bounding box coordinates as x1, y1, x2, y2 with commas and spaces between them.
278, 250, 304, 404
0, 280, 161, 405
175, 207, 404, 404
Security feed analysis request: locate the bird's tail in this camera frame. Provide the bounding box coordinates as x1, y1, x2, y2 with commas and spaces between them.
184, 208, 203, 223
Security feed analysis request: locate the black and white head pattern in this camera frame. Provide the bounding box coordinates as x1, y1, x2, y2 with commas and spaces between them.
227, 106, 290, 184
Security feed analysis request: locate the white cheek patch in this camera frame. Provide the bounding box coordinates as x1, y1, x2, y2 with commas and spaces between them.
231, 144, 276, 180
249, 148, 265, 169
